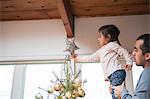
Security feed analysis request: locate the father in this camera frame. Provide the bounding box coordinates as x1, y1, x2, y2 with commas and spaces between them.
113, 34, 150, 99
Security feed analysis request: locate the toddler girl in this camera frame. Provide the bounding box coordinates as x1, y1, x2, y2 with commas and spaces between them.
74, 25, 133, 99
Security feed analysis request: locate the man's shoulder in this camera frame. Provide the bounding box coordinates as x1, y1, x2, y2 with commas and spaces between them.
135, 67, 150, 93
140, 67, 150, 81
143, 67, 150, 75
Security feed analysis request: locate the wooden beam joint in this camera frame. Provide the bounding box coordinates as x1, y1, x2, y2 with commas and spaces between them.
56, 0, 74, 38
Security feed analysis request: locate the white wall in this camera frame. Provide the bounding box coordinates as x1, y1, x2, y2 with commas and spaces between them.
1, 20, 66, 61
75, 15, 149, 55
1, 15, 149, 61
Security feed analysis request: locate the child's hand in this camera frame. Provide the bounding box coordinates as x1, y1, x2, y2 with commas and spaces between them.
71, 54, 78, 59
124, 64, 132, 71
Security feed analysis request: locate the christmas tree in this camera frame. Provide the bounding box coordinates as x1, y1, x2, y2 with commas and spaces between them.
35, 38, 86, 99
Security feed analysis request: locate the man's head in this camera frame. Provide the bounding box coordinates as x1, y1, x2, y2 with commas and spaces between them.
132, 34, 150, 67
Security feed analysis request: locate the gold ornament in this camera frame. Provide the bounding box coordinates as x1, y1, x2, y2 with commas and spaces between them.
47, 88, 53, 94
72, 90, 79, 97
35, 93, 43, 99
76, 81, 82, 87
62, 96, 66, 99
60, 86, 64, 92
73, 83, 78, 88
54, 83, 62, 91
65, 91, 72, 98
78, 89, 85, 97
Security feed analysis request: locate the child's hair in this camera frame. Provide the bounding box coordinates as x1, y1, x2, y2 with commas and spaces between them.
98, 24, 121, 45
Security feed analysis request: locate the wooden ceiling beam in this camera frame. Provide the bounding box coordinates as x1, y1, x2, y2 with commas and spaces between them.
56, 0, 74, 38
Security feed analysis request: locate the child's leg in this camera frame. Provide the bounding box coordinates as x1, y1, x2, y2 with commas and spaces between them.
108, 69, 126, 99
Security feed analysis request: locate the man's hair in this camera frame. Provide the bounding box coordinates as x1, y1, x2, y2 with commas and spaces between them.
136, 34, 150, 55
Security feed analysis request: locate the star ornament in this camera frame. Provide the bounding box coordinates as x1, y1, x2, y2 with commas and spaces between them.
64, 38, 79, 55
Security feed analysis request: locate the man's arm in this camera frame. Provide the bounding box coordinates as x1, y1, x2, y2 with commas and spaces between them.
115, 69, 150, 99
121, 89, 144, 99
121, 89, 132, 99
114, 85, 140, 99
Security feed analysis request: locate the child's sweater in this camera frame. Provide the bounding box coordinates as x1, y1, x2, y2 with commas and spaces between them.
76, 42, 133, 80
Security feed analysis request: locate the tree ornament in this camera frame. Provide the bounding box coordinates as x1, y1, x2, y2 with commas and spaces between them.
35, 93, 43, 99
64, 38, 79, 55
78, 89, 85, 97
54, 83, 62, 91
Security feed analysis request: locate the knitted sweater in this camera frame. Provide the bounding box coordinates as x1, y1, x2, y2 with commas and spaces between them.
77, 42, 133, 80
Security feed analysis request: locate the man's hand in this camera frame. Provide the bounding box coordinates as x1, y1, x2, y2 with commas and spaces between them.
113, 82, 125, 97
109, 85, 113, 94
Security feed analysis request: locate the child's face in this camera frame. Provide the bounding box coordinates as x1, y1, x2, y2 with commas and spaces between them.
97, 32, 110, 47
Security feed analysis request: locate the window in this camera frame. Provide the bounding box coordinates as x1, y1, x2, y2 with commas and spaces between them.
24, 62, 139, 99
0, 65, 14, 99
81, 63, 112, 99
24, 64, 63, 99
24, 63, 112, 99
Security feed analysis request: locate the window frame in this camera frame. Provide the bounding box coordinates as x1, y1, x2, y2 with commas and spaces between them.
1, 60, 137, 99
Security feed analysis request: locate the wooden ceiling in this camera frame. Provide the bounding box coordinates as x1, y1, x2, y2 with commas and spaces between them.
0, 0, 149, 21
0, 0, 149, 38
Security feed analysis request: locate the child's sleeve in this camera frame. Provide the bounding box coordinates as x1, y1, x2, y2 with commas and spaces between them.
118, 47, 133, 65
76, 49, 100, 62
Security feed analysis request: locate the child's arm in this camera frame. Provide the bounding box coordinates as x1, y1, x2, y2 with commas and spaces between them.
118, 47, 133, 71
73, 49, 100, 62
